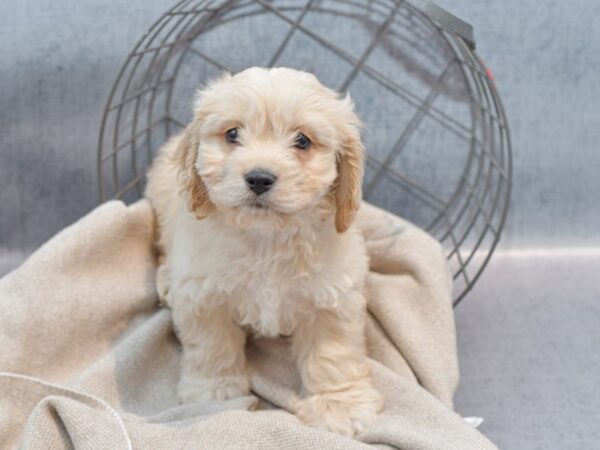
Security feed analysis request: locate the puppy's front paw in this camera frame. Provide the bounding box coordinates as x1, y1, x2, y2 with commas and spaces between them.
178, 374, 250, 403
296, 386, 383, 437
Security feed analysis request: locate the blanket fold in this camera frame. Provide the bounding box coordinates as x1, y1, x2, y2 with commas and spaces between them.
0, 200, 496, 449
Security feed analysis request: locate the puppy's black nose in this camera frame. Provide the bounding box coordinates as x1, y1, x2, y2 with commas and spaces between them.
244, 169, 277, 196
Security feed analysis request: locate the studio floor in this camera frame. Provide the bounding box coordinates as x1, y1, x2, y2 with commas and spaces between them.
454, 250, 600, 449
2, 248, 598, 449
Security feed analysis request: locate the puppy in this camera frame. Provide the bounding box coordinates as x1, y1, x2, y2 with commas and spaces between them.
145, 67, 383, 436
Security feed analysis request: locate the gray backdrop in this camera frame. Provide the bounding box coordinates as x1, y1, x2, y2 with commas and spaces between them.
1, 1, 599, 449
2, 0, 599, 253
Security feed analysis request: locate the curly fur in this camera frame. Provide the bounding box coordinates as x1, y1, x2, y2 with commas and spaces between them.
145, 67, 382, 436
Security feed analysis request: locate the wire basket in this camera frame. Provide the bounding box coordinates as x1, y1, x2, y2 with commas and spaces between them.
98, 0, 512, 306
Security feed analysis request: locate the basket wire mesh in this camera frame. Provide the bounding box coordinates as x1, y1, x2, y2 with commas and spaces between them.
98, 0, 512, 306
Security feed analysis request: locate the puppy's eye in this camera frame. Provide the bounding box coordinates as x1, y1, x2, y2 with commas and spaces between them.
225, 128, 239, 144
294, 133, 311, 150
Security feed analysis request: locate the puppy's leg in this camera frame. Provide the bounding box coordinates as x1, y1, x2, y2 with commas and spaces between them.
172, 285, 249, 403
294, 290, 383, 436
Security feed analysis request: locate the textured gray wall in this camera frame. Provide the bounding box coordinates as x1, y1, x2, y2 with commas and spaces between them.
0, 0, 174, 252
439, 0, 600, 248
1, 0, 599, 252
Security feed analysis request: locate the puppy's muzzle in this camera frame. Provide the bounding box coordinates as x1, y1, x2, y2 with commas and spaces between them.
245, 169, 277, 196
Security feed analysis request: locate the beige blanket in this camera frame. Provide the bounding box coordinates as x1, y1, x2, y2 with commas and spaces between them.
0, 200, 497, 449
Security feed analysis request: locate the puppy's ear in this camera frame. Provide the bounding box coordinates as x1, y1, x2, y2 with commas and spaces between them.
175, 122, 215, 219
334, 105, 365, 233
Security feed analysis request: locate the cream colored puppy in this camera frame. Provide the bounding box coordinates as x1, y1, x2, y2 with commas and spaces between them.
145, 67, 382, 436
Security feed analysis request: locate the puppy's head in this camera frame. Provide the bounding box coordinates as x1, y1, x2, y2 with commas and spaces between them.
176, 67, 364, 232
